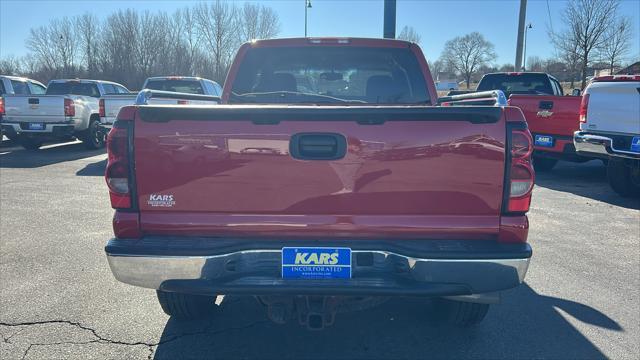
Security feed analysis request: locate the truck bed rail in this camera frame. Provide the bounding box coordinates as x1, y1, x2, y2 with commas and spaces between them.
135, 89, 221, 105
437, 90, 508, 107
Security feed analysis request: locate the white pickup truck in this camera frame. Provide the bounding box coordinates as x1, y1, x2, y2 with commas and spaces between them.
574, 75, 640, 197
0, 75, 47, 141
99, 76, 221, 129
1, 79, 128, 150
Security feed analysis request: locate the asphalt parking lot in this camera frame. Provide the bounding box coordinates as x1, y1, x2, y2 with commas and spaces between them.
0, 140, 638, 360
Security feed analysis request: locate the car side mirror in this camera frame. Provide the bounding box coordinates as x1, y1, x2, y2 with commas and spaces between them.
572, 89, 581, 97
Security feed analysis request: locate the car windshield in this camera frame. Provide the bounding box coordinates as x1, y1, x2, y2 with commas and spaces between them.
45, 82, 100, 97
145, 79, 204, 94
477, 73, 553, 97
230, 46, 430, 105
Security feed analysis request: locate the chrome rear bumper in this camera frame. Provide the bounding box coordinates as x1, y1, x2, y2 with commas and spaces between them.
106, 238, 531, 297
574, 131, 640, 159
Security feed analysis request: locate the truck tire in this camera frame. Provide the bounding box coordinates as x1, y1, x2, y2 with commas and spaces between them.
156, 290, 217, 320
434, 298, 490, 327
20, 138, 44, 151
533, 157, 558, 172
81, 117, 105, 150
607, 158, 640, 197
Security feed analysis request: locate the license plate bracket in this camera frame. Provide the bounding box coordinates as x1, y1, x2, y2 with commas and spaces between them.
28, 123, 45, 130
535, 134, 554, 147
282, 247, 352, 279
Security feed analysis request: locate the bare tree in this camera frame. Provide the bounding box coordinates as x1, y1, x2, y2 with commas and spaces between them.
239, 3, 280, 42
600, 16, 633, 74
527, 56, 544, 72
74, 13, 100, 77
194, 0, 241, 83
397, 25, 421, 44
0, 55, 23, 75
8, 1, 281, 88
554, 0, 619, 89
440, 32, 497, 89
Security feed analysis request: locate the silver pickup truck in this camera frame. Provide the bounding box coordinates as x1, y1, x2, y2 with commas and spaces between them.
0, 75, 47, 141
99, 76, 221, 129
1, 79, 128, 150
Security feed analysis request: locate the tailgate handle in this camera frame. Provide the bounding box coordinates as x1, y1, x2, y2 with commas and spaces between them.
290, 133, 347, 160
538, 100, 553, 110
28, 98, 39, 105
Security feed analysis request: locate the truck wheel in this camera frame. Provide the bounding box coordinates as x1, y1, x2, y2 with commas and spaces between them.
533, 157, 558, 172
607, 158, 640, 197
156, 290, 217, 320
82, 118, 105, 150
20, 138, 44, 151
433, 298, 490, 327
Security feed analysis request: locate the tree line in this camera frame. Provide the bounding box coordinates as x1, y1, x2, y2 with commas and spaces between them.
399, 0, 635, 89
1, 0, 635, 91
0, 0, 280, 89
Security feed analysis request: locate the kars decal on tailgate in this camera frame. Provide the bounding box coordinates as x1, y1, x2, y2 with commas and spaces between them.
147, 194, 176, 207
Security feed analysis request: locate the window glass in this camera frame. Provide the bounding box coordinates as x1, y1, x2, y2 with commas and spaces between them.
477, 73, 553, 97
0, 81, 6, 95
230, 46, 429, 104
145, 79, 204, 94
10, 80, 29, 95
29, 82, 46, 95
213, 82, 222, 96
46, 82, 101, 97
102, 84, 117, 95
115, 85, 129, 94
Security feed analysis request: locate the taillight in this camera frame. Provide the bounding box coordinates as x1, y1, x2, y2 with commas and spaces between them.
106, 121, 132, 209
506, 128, 535, 213
0, 97, 5, 115
177, 100, 189, 105
99, 99, 105, 117
64, 98, 75, 117
579, 94, 589, 123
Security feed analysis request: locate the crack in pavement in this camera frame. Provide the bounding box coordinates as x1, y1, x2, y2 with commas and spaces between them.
1, 318, 268, 360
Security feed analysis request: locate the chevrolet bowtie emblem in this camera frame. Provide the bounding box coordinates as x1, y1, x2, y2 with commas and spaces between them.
537, 110, 553, 118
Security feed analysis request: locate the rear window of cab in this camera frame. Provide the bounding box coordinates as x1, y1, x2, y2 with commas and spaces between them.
230, 46, 430, 105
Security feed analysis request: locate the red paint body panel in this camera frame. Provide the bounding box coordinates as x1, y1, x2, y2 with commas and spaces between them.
508, 95, 581, 153
134, 115, 507, 238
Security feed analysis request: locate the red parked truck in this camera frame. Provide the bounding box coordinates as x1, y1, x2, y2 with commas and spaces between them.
104, 38, 535, 329
477, 72, 585, 171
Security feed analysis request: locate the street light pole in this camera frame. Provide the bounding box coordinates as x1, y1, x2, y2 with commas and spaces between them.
523, 23, 532, 71
305, 0, 312, 37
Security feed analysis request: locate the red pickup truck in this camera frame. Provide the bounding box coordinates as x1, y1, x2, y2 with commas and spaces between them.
104, 38, 534, 329
477, 72, 584, 171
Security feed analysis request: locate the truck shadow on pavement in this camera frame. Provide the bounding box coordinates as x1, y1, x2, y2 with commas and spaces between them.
535, 160, 640, 210
153, 284, 620, 359
0, 141, 105, 169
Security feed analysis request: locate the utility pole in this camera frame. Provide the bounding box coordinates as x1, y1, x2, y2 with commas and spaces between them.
514, 0, 527, 71
305, 0, 312, 37
383, 0, 396, 39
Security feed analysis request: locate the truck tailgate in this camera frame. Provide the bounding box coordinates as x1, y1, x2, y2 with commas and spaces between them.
133, 105, 507, 239
4, 95, 66, 121
508, 95, 581, 136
